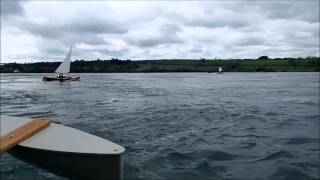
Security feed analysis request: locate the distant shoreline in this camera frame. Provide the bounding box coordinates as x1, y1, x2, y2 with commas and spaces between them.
1, 58, 319, 73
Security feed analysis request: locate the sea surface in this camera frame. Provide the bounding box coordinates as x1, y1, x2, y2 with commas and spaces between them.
0, 73, 319, 180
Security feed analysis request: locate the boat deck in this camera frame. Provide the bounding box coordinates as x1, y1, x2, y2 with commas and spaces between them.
1, 115, 125, 155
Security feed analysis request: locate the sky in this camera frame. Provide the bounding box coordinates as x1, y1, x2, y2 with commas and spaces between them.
1, 0, 319, 63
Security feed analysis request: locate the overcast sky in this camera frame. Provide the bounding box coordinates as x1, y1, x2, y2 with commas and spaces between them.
1, 0, 319, 63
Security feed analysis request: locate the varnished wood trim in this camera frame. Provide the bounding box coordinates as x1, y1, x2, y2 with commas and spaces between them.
0, 119, 51, 155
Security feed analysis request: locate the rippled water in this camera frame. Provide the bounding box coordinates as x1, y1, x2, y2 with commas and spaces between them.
0, 73, 319, 180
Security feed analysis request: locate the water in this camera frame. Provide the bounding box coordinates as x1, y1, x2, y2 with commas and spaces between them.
0, 73, 319, 180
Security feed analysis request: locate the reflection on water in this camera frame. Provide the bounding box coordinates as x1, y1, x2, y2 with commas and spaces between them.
0, 73, 319, 180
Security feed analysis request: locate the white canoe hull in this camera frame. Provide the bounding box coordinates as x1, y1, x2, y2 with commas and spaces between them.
1, 115, 125, 180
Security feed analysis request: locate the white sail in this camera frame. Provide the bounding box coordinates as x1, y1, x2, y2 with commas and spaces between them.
55, 46, 72, 73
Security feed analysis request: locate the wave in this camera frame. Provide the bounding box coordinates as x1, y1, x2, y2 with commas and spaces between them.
250, 151, 293, 162
218, 133, 268, 139
285, 138, 320, 145
289, 99, 319, 105
188, 150, 237, 161
240, 142, 257, 149
14, 111, 55, 118
271, 166, 317, 180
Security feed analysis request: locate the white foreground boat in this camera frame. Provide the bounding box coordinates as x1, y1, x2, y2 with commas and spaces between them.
1, 115, 125, 180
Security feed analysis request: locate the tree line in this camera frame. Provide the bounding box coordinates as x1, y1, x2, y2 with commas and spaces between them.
1, 57, 319, 73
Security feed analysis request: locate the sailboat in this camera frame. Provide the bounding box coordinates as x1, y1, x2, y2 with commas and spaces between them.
217, 66, 223, 74
43, 46, 80, 81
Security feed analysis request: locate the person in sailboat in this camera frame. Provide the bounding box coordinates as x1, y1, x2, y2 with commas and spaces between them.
57, 73, 66, 79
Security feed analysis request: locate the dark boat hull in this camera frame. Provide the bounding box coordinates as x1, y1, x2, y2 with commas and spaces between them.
43, 76, 80, 81
9, 145, 123, 180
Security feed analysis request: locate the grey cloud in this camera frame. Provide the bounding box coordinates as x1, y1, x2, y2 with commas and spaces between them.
38, 39, 127, 60
168, 3, 257, 29
75, 46, 129, 59
42, 48, 67, 57
312, 25, 320, 39
263, 1, 319, 23
181, 1, 319, 29
37, 35, 111, 58
128, 36, 183, 47
2, 1, 319, 62
159, 23, 181, 33
14, 14, 127, 58
63, 34, 108, 46
36, 41, 73, 58
190, 44, 204, 53
104, 48, 128, 57
68, 18, 127, 35
20, 17, 127, 39
185, 16, 251, 29
82, 36, 107, 45
236, 1, 320, 23
127, 23, 184, 47
283, 32, 319, 48
235, 36, 266, 46
1, 1, 25, 17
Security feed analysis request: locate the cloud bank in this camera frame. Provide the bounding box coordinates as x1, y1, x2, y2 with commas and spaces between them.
1, 1, 319, 62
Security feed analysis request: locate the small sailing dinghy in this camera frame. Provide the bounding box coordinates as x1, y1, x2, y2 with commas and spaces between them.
0, 115, 125, 180
217, 66, 223, 74
43, 46, 80, 82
